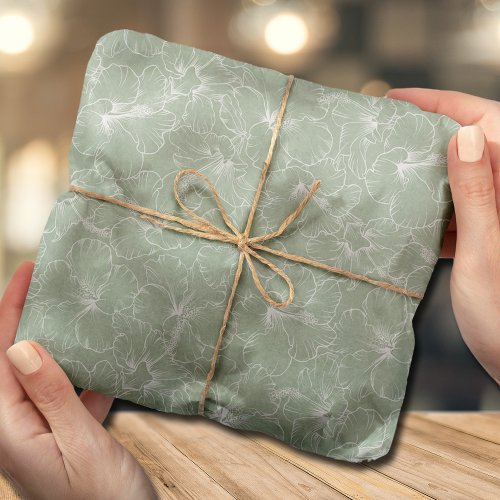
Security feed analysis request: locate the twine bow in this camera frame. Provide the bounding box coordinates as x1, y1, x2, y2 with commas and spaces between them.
138, 167, 321, 308
69, 74, 424, 416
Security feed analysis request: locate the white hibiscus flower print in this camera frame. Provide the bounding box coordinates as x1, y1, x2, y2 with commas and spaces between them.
168, 126, 255, 212
256, 164, 360, 240
62, 358, 120, 396
295, 178, 361, 239
387, 240, 439, 292
389, 175, 445, 228
307, 216, 411, 277
335, 96, 386, 148
124, 30, 167, 57
336, 287, 414, 402
35, 239, 139, 353
385, 112, 436, 152
205, 366, 285, 439
364, 112, 446, 227
332, 92, 399, 179
42, 194, 87, 244
132, 281, 206, 348
279, 115, 333, 165
282, 353, 350, 454
162, 44, 239, 97
132, 257, 227, 373
227, 84, 291, 161
110, 216, 160, 260
72, 64, 176, 178
233, 265, 341, 375
196, 243, 240, 290
324, 406, 392, 462
111, 312, 194, 408
161, 44, 240, 133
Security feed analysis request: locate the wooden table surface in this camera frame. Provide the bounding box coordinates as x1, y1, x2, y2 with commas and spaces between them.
1, 411, 499, 499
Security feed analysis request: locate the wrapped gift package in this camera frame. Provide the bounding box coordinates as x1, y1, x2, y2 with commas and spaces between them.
15, 29, 460, 462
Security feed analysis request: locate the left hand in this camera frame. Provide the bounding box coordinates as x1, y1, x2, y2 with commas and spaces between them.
0, 261, 158, 499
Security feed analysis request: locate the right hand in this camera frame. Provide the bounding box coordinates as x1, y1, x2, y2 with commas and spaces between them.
0, 261, 158, 500
386, 88, 500, 385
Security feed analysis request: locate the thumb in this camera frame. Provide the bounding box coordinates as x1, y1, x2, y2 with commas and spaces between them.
448, 125, 500, 255
6, 340, 106, 449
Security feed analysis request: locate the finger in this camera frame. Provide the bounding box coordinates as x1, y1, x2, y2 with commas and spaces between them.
0, 261, 34, 352
385, 88, 491, 126
80, 389, 115, 424
5, 340, 107, 454
448, 125, 500, 254
0, 262, 35, 407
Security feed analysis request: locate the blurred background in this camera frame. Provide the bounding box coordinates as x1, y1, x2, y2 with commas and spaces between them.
0, 0, 498, 411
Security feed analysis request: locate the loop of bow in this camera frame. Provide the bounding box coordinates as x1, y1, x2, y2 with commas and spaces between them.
139, 168, 321, 309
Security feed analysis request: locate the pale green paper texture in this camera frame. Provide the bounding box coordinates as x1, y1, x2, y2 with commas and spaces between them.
15, 29, 461, 462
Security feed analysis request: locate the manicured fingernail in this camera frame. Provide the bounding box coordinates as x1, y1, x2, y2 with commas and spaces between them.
457, 125, 485, 163
6, 340, 42, 375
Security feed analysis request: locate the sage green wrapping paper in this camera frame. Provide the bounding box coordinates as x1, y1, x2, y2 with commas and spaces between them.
15, 29, 461, 462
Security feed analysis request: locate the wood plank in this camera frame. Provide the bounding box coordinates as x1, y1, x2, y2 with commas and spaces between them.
368, 438, 500, 499
240, 429, 431, 500
140, 412, 348, 500
1, 411, 498, 500
399, 413, 500, 478
0, 471, 22, 500
416, 412, 500, 444
107, 412, 235, 499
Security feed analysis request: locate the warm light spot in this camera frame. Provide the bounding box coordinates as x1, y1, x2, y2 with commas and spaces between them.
264, 13, 309, 55
0, 13, 34, 55
5, 140, 58, 252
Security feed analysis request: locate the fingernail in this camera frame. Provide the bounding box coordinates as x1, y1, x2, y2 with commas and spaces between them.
6, 340, 42, 375
457, 125, 485, 163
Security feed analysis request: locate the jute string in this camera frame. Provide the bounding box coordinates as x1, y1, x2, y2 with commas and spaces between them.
68, 74, 424, 416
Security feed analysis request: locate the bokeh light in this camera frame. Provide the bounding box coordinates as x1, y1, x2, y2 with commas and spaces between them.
0, 12, 35, 55
5, 140, 58, 253
264, 12, 309, 54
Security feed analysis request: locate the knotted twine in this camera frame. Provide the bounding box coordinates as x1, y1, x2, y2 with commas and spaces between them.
69, 74, 424, 416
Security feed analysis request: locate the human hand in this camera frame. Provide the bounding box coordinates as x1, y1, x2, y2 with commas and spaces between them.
0, 261, 158, 500
386, 88, 500, 385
